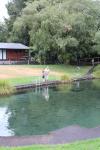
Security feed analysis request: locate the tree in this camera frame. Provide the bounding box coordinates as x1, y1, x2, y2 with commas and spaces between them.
5, 0, 29, 42
1, 0, 100, 63
0, 23, 8, 42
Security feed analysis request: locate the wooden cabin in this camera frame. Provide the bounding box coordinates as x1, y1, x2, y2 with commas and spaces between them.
0, 43, 29, 64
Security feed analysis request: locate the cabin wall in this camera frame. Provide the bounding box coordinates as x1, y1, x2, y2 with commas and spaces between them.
7, 49, 27, 61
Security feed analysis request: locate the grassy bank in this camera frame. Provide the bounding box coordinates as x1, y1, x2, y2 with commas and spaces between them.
0, 138, 100, 150
0, 65, 91, 93
93, 64, 100, 78
8, 75, 59, 86
6, 65, 90, 85
14, 64, 90, 78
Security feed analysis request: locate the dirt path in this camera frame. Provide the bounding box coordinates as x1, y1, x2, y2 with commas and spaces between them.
0, 66, 63, 79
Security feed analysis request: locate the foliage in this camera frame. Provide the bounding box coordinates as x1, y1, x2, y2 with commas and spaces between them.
5, 0, 29, 43
93, 70, 100, 78
93, 65, 100, 78
0, 23, 8, 42
93, 31, 100, 54
60, 74, 71, 81
2, 0, 100, 63
0, 80, 15, 95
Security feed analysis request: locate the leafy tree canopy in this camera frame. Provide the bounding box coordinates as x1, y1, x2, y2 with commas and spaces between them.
1, 0, 100, 64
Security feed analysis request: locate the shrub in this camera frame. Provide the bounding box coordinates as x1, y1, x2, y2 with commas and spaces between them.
92, 64, 100, 78
0, 80, 15, 96
60, 74, 71, 81
93, 70, 100, 78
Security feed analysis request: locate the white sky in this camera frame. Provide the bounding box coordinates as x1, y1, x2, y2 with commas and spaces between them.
0, 0, 9, 22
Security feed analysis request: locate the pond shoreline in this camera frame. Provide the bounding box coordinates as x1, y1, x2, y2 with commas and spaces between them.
0, 125, 100, 146
15, 75, 95, 92
0, 75, 97, 96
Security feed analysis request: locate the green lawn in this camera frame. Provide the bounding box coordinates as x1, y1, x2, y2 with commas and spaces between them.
17, 64, 90, 77
0, 138, 100, 150
8, 75, 59, 86
7, 65, 90, 86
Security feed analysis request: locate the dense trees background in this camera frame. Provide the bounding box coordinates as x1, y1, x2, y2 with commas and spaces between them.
1, 0, 100, 64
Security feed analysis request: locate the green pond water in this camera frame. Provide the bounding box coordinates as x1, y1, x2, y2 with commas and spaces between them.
0, 80, 100, 136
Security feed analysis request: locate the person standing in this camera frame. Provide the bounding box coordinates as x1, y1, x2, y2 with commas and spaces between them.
44, 66, 50, 81
42, 69, 45, 81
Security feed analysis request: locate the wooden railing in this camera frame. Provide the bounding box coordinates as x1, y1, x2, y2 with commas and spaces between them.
79, 57, 100, 65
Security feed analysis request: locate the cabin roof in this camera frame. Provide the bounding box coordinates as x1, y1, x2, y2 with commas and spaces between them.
0, 43, 29, 50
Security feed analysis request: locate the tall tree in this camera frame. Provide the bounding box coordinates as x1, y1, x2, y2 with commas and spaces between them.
0, 23, 8, 42
5, 0, 29, 42
2, 0, 100, 63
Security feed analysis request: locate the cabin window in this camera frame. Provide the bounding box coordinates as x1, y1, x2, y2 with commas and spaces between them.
0, 50, 2, 59
0, 49, 6, 60
3, 50, 6, 60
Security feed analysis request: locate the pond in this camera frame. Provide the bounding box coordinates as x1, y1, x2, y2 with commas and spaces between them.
0, 80, 100, 136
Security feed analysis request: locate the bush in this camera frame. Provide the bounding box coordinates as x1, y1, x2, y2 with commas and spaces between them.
93, 70, 100, 78
60, 74, 71, 81
0, 80, 15, 96
92, 65, 100, 78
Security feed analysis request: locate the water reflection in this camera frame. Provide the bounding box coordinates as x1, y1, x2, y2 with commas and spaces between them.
42, 86, 49, 101
76, 81, 80, 88
0, 107, 14, 136
93, 79, 100, 89
56, 83, 72, 93
71, 81, 81, 92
